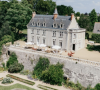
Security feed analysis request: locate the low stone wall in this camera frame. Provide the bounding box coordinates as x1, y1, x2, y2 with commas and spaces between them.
8, 47, 100, 87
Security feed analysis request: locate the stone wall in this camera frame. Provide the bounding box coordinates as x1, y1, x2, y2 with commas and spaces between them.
8, 47, 100, 87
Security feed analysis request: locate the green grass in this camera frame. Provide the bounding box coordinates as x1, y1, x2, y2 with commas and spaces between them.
86, 31, 93, 38
22, 29, 27, 34
0, 83, 36, 90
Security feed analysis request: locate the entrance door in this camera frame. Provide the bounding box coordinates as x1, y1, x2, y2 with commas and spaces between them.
59, 42, 62, 48
73, 44, 75, 50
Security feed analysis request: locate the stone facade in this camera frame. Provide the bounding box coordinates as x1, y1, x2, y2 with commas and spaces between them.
27, 9, 86, 51
8, 47, 100, 87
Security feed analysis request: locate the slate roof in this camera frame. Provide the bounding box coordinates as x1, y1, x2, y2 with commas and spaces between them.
93, 22, 100, 34
27, 15, 71, 30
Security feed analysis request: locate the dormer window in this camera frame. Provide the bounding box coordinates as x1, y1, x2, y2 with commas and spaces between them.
32, 22, 35, 26
53, 24, 56, 28
37, 22, 40, 26
60, 24, 64, 28
43, 22, 46, 27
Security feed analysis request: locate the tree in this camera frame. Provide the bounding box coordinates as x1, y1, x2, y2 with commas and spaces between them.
76, 12, 80, 16
33, 57, 50, 78
36, 0, 50, 14
67, 6, 75, 16
0, 1, 10, 28
89, 9, 98, 27
57, 5, 75, 16
78, 14, 93, 31
5, 0, 32, 37
98, 16, 100, 22
46, 0, 56, 15
41, 63, 64, 85
0, 22, 11, 40
57, 5, 68, 15
6, 52, 18, 68
27, 0, 40, 11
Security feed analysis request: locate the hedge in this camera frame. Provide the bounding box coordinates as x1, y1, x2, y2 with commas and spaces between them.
6, 74, 35, 85
91, 34, 100, 43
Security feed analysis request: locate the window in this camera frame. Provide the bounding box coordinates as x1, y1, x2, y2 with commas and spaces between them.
32, 29, 34, 34
73, 34, 76, 38
43, 23, 46, 27
37, 37, 39, 44
60, 32, 63, 37
37, 30, 39, 35
59, 40, 62, 47
43, 38, 45, 44
32, 36, 34, 42
32, 22, 35, 26
53, 24, 56, 28
97, 29, 100, 32
43, 30, 46, 36
60, 24, 63, 28
37, 22, 40, 26
53, 31, 56, 37
53, 39, 56, 45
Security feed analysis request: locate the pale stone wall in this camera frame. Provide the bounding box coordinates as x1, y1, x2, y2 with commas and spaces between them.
27, 27, 67, 50
8, 47, 100, 88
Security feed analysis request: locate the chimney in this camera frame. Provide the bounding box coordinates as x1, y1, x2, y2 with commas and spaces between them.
71, 13, 74, 20
53, 8, 58, 20
32, 12, 36, 18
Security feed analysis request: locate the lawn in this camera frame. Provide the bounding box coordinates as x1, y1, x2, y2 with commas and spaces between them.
86, 31, 93, 38
22, 29, 27, 34
0, 83, 36, 90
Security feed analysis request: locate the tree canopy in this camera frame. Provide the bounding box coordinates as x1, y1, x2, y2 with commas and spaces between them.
89, 9, 98, 27
78, 14, 93, 32
5, 0, 32, 34
57, 5, 75, 16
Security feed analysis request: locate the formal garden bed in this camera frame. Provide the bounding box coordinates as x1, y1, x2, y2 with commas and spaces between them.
6, 74, 35, 85
37, 84, 58, 90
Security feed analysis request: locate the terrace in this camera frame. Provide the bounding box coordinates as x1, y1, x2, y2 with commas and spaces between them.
7, 40, 100, 67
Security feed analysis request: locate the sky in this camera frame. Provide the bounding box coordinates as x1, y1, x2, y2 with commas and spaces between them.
53, 0, 100, 14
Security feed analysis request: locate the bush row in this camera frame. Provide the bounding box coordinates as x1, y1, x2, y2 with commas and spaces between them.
86, 44, 100, 52
37, 84, 58, 90
6, 74, 35, 85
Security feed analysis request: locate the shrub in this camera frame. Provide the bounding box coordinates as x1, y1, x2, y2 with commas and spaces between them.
6, 52, 18, 68
95, 83, 100, 90
2, 77, 13, 84
85, 33, 89, 40
91, 34, 100, 43
8, 62, 24, 73
20, 70, 31, 75
41, 63, 64, 86
2, 62, 5, 68
33, 57, 50, 78
86, 44, 100, 52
